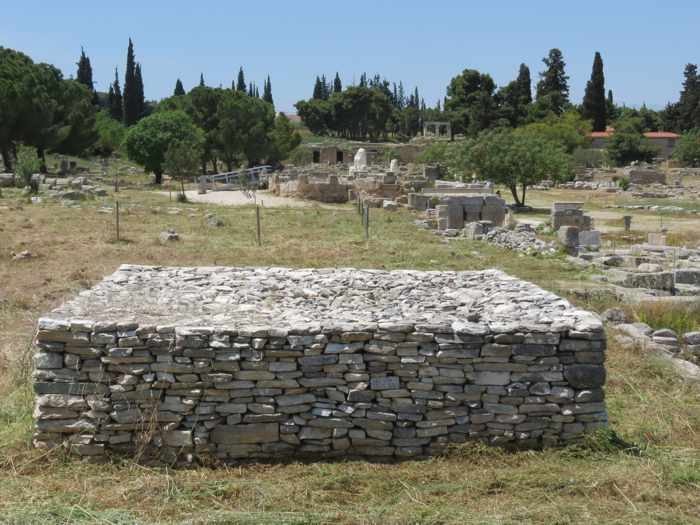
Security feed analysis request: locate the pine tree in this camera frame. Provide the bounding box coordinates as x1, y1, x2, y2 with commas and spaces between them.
199, 73, 205, 87
236, 67, 246, 92
135, 63, 145, 119
582, 52, 606, 131
123, 38, 140, 125
536, 48, 570, 115
174, 79, 185, 96
516, 63, 532, 105
263, 75, 274, 105
109, 67, 123, 121
333, 72, 342, 93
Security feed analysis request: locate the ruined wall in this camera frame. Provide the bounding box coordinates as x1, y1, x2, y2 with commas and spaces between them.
32, 266, 608, 462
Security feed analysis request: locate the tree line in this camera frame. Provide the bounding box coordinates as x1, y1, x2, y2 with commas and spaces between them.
295, 48, 700, 142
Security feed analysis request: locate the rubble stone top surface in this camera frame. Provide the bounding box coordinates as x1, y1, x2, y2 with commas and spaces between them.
44, 265, 601, 333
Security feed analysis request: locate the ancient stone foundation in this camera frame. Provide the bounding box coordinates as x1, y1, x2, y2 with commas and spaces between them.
33, 265, 608, 461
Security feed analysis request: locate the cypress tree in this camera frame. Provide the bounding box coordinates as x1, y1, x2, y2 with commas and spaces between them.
174, 78, 185, 96
333, 72, 342, 93
606, 89, 616, 121
516, 63, 532, 105
76, 47, 94, 92
255, 85, 260, 98
679, 63, 700, 130
535, 48, 570, 115
123, 38, 139, 125
582, 51, 606, 131
109, 68, 123, 121
134, 63, 145, 119
263, 75, 274, 105
199, 73, 205, 87
312, 76, 323, 99
236, 67, 246, 92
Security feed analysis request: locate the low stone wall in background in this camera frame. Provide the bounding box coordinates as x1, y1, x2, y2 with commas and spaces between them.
32, 266, 608, 462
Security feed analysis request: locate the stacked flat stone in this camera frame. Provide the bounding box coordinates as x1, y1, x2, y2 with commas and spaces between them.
33, 265, 607, 461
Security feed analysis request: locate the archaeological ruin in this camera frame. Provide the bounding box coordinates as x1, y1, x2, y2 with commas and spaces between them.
33, 265, 608, 462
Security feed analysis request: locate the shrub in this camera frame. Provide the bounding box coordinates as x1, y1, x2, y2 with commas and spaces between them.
14, 145, 40, 189
619, 176, 631, 191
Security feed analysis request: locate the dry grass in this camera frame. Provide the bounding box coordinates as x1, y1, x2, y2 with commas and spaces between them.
0, 186, 699, 524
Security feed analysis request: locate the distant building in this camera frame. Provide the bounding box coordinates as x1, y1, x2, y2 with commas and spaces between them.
589, 127, 680, 158
281, 113, 303, 123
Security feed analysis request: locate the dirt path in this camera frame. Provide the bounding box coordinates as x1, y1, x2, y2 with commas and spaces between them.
171, 190, 344, 209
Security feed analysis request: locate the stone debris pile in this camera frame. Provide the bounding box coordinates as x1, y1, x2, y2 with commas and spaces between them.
480, 224, 557, 255
32, 265, 607, 461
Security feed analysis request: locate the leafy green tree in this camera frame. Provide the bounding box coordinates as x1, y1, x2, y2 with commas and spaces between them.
262, 76, 274, 106
174, 79, 185, 96
108, 68, 123, 121
445, 69, 497, 136
124, 110, 204, 184
236, 67, 246, 92
467, 129, 572, 206
605, 120, 658, 166
216, 90, 275, 168
267, 113, 302, 165
94, 110, 126, 156
164, 138, 204, 199
295, 98, 331, 135
672, 130, 700, 166
515, 111, 591, 153
535, 48, 570, 115
582, 52, 606, 131
52, 80, 98, 155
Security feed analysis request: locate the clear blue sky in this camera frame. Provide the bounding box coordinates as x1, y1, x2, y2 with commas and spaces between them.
3, 0, 699, 113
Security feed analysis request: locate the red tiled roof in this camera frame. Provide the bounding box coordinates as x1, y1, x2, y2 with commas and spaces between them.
643, 131, 680, 139
281, 113, 303, 123
588, 130, 679, 139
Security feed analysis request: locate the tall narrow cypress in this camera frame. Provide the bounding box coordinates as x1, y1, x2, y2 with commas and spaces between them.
76, 47, 94, 91
199, 73, 205, 87
109, 67, 123, 121
174, 79, 185, 96
134, 63, 145, 119
516, 63, 532, 105
581, 52, 606, 131
262, 75, 274, 105
333, 72, 342, 93
236, 67, 246, 92
123, 38, 139, 125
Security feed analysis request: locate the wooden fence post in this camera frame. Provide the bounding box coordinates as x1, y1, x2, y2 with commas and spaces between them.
256, 205, 262, 246
115, 200, 120, 241
364, 203, 369, 241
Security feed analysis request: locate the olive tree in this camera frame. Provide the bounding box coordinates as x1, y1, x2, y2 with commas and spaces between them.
467, 129, 572, 206
125, 110, 203, 184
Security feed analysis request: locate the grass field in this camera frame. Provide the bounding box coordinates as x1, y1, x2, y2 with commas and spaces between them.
1, 186, 699, 524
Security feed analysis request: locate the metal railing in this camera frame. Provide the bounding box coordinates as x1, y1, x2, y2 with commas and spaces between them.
198, 165, 272, 190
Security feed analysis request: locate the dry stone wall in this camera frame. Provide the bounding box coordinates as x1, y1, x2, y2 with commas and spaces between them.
33, 266, 607, 461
